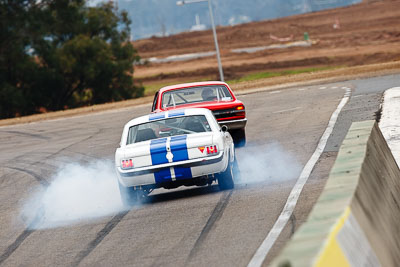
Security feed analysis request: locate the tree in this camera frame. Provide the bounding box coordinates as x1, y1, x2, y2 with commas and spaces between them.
0, 1, 39, 117
0, 0, 143, 119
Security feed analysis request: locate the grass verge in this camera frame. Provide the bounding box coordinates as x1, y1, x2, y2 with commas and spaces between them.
1, 61, 399, 127
228, 66, 342, 84
141, 67, 340, 96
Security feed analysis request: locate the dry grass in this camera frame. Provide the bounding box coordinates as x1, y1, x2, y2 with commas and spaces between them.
1, 61, 399, 127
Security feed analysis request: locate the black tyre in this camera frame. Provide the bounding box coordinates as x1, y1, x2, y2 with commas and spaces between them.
218, 157, 235, 190
232, 128, 246, 148
118, 181, 143, 207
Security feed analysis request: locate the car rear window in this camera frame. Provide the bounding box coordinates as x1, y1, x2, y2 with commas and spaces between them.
161, 85, 233, 108
127, 115, 211, 144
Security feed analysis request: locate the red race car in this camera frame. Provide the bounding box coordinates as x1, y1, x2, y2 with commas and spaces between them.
151, 81, 247, 146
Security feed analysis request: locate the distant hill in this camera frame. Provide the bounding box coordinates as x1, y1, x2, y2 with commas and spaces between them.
118, 0, 362, 40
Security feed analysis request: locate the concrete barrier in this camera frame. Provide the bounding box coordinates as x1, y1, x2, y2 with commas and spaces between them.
270, 120, 400, 267
380, 87, 400, 166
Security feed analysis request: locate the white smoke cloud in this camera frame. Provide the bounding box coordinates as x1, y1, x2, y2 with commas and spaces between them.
21, 160, 126, 229
235, 142, 302, 184
20, 143, 299, 229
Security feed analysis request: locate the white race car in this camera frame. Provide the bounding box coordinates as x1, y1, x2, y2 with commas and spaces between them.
115, 108, 236, 205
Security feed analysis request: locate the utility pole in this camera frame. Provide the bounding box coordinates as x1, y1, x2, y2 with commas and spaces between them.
177, 0, 224, 82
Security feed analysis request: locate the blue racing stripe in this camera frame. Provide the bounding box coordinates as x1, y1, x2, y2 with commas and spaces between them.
170, 135, 189, 162
154, 168, 172, 183
151, 134, 191, 182
149, 113, 166, 121
168, 110, 185, 118
174, 166, 192, 180
150, 138, 168, 165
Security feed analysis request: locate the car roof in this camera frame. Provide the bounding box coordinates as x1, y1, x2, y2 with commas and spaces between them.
124, 108, 213, 129
157, 81, 229, 94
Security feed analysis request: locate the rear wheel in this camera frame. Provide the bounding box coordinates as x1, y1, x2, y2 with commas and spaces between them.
232, 128, 246, 148
218, 157, 235, 190
118, 181, 144, 207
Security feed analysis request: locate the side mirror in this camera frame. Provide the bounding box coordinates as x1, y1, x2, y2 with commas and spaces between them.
221, 125, 228, 132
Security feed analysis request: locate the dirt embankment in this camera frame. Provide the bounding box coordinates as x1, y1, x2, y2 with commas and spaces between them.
2, 60, 399, 127
2, 0, 400, 126
132, 0, 400, 83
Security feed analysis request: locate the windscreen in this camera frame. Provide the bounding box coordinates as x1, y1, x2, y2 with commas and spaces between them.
161, 85, 233, 108
127, 115, 211, 145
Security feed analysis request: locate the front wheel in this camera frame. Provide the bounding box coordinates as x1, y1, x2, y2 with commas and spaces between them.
218, 157, 235, 190
118, 181, 144, 207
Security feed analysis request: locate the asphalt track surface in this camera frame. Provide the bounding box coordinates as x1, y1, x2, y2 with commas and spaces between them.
0, 74, 399, 266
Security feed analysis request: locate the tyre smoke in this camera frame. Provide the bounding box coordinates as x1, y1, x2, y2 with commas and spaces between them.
235, 142, 302, 184
20, 143, 300, 228
21, 160, 126, 229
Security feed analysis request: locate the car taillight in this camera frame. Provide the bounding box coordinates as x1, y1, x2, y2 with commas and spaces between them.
236, 106, 245, 117
206, 145, 218, 155
121, 159, 133, 169
236, 105, 244, 110
198, 145, 219, 155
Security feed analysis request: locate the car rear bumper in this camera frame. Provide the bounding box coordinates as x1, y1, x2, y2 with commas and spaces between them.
217, 118, 247, 130
116, 152, 228, 187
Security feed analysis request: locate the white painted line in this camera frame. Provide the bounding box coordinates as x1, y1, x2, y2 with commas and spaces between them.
269, 90, 282, 94
319, 86, 327, 90
298, 88, 306, 91
247, 88, 351, 267
170, 167, 176, 181
272, 107, 302, 114
332, 86, 338, 89
352, 95, 364, 98
379, 87, 400, 166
